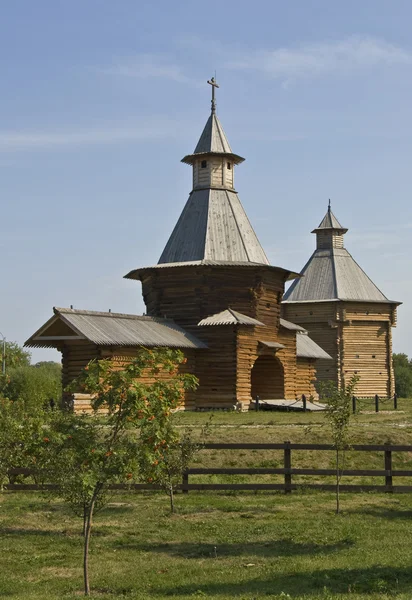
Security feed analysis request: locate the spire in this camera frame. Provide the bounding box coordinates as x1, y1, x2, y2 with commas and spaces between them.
284, 205, 390, 303
312, 202, 348, 234
181, 78, 244, 165
158, 81, 268, 266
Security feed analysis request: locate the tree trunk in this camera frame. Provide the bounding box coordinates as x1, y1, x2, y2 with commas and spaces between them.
83, 492, 98, 595
336, 448, 340, 515
82, 505, 87, 537
169, 484, 175, 514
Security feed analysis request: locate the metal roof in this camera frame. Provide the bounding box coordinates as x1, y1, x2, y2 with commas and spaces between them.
157, 188, 270, 265
25, 307, 207, 349
259, 340, 285, 349
312, 206, 347, 233
279, 318, 306, 332
283, 247, 392, 303
198, 308, 265, 327
181, 113, 244, 165
296, 333, 332, 360
125, 260, 300, 282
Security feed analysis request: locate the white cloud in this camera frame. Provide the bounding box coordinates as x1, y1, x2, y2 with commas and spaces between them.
0, 119, 180, 152
100, 53, 193, 83
226, 36, 412, 84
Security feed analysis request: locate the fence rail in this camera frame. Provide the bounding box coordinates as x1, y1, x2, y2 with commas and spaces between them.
5, 442, 412, 494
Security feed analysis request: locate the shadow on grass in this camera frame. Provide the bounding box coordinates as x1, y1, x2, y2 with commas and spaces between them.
155, 565, 412, 596
114, 538, 354, 558
350, 506, 412, 520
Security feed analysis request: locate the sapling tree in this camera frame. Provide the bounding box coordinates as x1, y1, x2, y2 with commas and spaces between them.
322, 374, 359, 514
138, 423, 204, 513
37, 347, 197, 596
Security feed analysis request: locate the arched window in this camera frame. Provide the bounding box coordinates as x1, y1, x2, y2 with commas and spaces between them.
227, 162, 231, 170
201, 160, 207, 168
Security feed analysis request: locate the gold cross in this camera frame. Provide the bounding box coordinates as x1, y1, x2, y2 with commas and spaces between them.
207, 77, 219, 113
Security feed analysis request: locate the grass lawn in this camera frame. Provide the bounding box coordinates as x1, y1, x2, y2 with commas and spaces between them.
1, 400, 412, 599
1, 490, 412, 599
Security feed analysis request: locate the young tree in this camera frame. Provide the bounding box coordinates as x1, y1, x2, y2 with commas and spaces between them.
322, 374, 359, 514
38, 347, 197, 596
138, 423, 203, 514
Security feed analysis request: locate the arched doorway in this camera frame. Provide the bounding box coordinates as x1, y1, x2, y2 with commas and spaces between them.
251, 355, 284, 400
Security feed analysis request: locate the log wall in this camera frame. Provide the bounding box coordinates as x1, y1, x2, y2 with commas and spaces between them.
282, 300, 397, 397
62, 343, 197, 413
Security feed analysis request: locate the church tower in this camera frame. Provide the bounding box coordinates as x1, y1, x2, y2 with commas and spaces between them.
25, 79, 333, 412
125, 79, 328, 408
282, 204, 400, 397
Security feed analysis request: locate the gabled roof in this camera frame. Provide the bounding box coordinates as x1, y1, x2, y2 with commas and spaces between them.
283, 247, 392, 303
25, 307, 207, 349
312, 206, 347, 233
181, 113, 244, 165
157, 188, 270, 265
198, 308, 265, 327
296, 333, 332, 360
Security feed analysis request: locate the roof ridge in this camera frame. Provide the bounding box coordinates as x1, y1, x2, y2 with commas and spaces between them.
54, 307, 170, 322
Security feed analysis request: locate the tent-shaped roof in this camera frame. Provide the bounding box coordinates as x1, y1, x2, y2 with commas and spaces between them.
283, 247, 392, 303
312, 206, 348, 233
181, 113, 244, 165
284, 207, 397, 304
157, 188, 270, 265
25, 307, 207, 349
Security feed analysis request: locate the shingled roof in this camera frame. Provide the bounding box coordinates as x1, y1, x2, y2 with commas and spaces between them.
157, 188, 270, 265
181, 113, 244, 165
283, 207, 397, 304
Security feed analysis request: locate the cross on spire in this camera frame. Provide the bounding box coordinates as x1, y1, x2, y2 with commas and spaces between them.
207, 76, 219, 114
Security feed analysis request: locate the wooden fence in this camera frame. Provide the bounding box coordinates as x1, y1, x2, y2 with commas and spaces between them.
5, 442, 412, 494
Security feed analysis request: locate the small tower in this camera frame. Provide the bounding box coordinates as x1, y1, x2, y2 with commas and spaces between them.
158, 77, 268, 265
282, 204, 401, 397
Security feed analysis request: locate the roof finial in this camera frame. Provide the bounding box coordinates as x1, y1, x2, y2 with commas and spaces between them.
207, 76, 219, 114
328, 198, 331, 211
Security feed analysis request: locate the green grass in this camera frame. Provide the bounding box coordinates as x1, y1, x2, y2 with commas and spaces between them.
1, 490, 412, 599
2, 400, 412, 599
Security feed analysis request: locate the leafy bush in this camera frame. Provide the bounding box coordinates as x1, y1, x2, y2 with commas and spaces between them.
393, 353, 412, 398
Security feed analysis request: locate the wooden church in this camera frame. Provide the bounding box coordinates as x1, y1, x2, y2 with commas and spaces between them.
282, 204, 401, 397
26, 79, 396, 409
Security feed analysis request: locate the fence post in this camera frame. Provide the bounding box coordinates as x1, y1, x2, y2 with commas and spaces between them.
255, 395, 260, 412
384, 443, 393, 492
352, 396, 357, 414
284, 441, 292, 494
182, 471, 189, 494
394, 393, 398, 410
375, 394, 379, 413
302, 394, 307, 412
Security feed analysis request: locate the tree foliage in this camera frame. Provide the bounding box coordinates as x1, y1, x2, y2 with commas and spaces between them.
393, 353, 412, 398
0, 399, 46, 490
0, 341, 31, 370
37, 347, 198, 596
321, 374, 359, 514
1, 363, 62, 409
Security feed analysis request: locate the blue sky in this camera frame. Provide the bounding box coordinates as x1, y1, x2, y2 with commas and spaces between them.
1, 0, 411, 363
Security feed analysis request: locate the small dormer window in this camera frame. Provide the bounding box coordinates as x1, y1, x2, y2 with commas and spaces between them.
227, 162, 231, 170
201, 160, 207, 168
